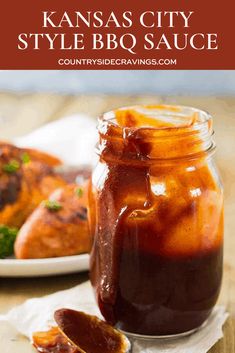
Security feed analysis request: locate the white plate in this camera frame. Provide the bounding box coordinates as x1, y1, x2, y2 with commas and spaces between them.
0, 254, 89, 277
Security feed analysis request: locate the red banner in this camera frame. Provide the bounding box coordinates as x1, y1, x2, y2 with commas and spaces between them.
0, 0, 234, 69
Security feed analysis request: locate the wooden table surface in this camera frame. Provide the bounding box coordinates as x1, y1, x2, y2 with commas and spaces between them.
0, 93, 234, 352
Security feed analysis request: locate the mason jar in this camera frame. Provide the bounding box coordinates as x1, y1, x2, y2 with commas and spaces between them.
88, 105, 223, 338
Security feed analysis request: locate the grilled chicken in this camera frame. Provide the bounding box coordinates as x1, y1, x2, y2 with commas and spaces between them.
0, 142, 65, 228
14, 183, 91, 259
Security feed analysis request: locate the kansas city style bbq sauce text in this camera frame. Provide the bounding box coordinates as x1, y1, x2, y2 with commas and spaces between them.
17, 11, 218, 54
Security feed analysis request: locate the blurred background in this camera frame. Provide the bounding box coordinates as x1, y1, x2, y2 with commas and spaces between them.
0, 70, 235, 139
1, 70, 235, 95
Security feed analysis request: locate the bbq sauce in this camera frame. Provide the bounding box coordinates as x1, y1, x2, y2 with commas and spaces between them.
110, 247, 222, 335
54, 309, 129, 353
33, 327, 79, 353
89, 105, 224, 336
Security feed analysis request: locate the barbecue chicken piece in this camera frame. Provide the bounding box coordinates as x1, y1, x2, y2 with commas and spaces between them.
0, 142, 65, 227
14, 183, 91, 259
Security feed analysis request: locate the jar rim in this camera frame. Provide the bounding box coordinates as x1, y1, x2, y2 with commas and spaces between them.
97, 105, 215, 162
99, 105, 212, 139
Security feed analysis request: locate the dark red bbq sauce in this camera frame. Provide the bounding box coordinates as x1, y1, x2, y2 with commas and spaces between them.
106, 247, 222, 335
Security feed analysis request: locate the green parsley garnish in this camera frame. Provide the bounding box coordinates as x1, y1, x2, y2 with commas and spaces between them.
0, 225, 18, 259
2, 160, 20, 173
21, 152, 31, 164
43, 200, 62, 211
75, 187, 83, 198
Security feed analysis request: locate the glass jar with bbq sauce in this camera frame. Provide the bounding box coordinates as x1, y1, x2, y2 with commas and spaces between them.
88, 105, 223, 338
